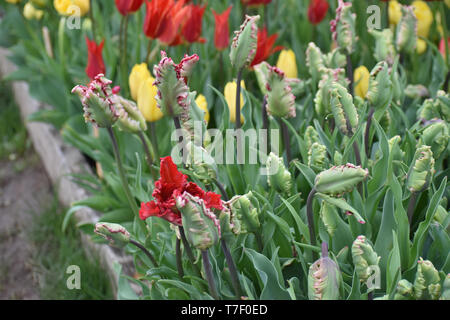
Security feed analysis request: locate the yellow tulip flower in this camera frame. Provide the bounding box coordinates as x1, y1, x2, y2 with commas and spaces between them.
23, 2, 44, 20
224, 80, 245, 125
354, 66, 369, 99
195, 94, 210, 123
276, 49, 298, 79
129, 63, 151, 101
137, 76, 163, 122
388, 0, 402, 26
416, 38, 427, 55
411, 1, 433, 38
54, 0, 89, 17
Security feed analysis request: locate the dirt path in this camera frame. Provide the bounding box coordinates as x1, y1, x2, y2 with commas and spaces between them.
0, 153, 52, 299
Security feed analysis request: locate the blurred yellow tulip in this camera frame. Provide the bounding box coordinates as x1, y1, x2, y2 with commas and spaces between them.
224, 80, 245, 125
411, 1, 433, 38
446, 0, 450, 8
129, 63, 151, 101
23, 2, 44, 20
354, 66, 369, 99
195, 94, 210, 123
137, 76, 163, 122
54, 0, 89, 17
388, 0, 402, 26
276, 49, 298, 79
416, 38, 427, 55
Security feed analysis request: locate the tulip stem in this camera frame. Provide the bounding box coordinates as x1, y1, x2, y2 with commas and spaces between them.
407, 191, 418, 226
129, 239, 158, 267
137, 131, 157, 180
201, 250, 220, 300
107, 127, 145, 231
346, 54, 353, 95
364, 107, 375, 158
179, 226, 202, 276
235, 68, 243, 130
175, 237, 184, 278
220, 239, 242, 299
306, 188, 318, 260
88, 0, 97, 42
279, 118, 292, 164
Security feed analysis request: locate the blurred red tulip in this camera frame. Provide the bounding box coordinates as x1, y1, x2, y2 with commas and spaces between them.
250, 27, 283, 67
439, 37, 450, 61
115, 0, 144, 16
143, 0, 176, 40
85, 37, 105, 80
307, 0, 329, 25
212, 6, 232, 50
241, 0, 272, 6
181, 4, 206, 44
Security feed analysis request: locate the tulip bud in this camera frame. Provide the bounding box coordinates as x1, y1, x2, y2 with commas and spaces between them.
434, 205, 448, 226
334, 151, 343, 166
411, 1, 433, 38
324, 48, 347, 69
395, 5, 418, 54
369, 29, 396, 65
265, 66, 296, 119
351, 235, 380, 283
176, 192, 221, 251
72, 74, 119, 127
276, 49, 298, 79
314, 163, 369, 196
129, 63, 151, 101
330, 0, 356, 55
366, 61, 392, 110
405, 84, 429, 99
229, 15, 260, 71
414, 258, 441, 300
227, 191, 260, 234
218, 207, 239, 243
137, 76, 163, 122
320, 201, 338, 237
254, 61, 270, 95
353, 66, 369, 99
305, 126, 320, 150
195, 94, 209, 123
416, 39, 427, 55
94, 222, 130, 248
224, 80, 246, 124
308, 142, 327, 172
153, 51, 198, 118
266, 152, 293, 196
393, 279, 414, 300
115, 96, 147, 133
420, 121, 449, 160
306, 42, 326, 84
389, 0, 402, 26
314, 68, 348, 117
436, 90, 450, 122
24, 2, 44, 20
330, 82, 358, 135
308, 242, 342, 300
407, 145, 435, 192
440, 274, 450, 300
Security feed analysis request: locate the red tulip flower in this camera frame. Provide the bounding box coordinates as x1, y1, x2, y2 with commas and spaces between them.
212, 6, 232, 50
439, 37, 450, 61
181, 4, 206, 44
241, 0, 272, 6
250, 27, 283, 67
307, 0, 329, 25
85, 37, 105, 80
115, 0, 144, 16
139, 156, 223, 225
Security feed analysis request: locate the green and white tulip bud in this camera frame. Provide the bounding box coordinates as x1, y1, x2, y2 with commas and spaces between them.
330, 0, 357, 55
330, 82, 358, 135
306, 42, 326, 84
395, 5, 418, 54
369, 28, 396, 65
94, 222, 130, 248
265, 66, 296, 118
434, 205, 448, 226
418, 98, 440, 122
308, 142, 327, 172
266, 152, 293, 196
308, 242, 342, 300
314, 68, 348, 117
420, 121, 449, 160
218, 207, 239, 243
253, 61, 270, 95
414, 258, 441, 300
366, 61, 392, 111
72, 74, 119, 128
229, 15, 260, 71
440, 274, 450, 300
314, 163, 369, 196
351, 235, 380, 283
320, 201, 338, 237
407, 145, 435, 193
305, 125, 320, 150
324, 48, 347, 69
405, 84, 429, 99
333, 151, 343, 166
115, 96, 147, 133
436, 90, 450, 122
227, 191, 260, 234
176, 192, 221, 251
393, 279, 414, 300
